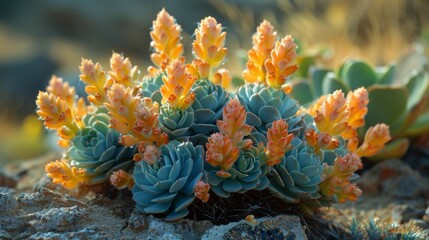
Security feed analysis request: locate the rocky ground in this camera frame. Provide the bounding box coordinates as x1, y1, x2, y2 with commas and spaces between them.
1, 153, 429, 239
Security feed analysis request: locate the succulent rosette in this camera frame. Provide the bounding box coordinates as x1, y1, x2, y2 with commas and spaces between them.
159, 105, 195, 140
236, 84, 303, 137
69, 112, 136, 184
132, 141, 204, 221
189, 79, 230, 143
206, 146, 268, 198
268, 137, 324, 203
141, 73, 164, 103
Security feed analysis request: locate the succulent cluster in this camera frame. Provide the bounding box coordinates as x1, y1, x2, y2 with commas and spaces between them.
37, 9, 391, 221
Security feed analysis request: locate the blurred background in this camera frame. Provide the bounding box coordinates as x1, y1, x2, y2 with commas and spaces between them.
1, 0, 429, 164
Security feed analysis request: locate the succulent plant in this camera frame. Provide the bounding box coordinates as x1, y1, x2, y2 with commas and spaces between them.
291, 59, 429, 159
189, 79, 230, 143
37, 9, 392, 222
236, 83, 303, 136
141, 73, 163, 103
268, 137, 324, 203
206, 146, 269, 198
132, 141, 204, 221
69, 111, 136, 184
159, 105, 194, 140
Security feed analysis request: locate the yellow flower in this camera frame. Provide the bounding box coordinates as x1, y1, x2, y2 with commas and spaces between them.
342, 87, 369, 140
313, 90, 349, 136
36, 91, 77, 132
118, 98, 168, 149
217, 99, 252, 147
305, 129, 318, 148
160, 60, 196, 110
150, 8, 184, 71
45, 159, 87, 189
212, 68, 232, 91
192, 16, 227, 72
243, 20, 277, 84
187, 59, 210, 80
206, 133, 239, 171
355, 124, 391, 157
79, 58, 111, 106
108, 52, 139, 88
264, 35, 298, 88
47, 75, 76, 107
194, 180, 210, 203
43, 75, 88, 145
134, 98, 168, 145
104, 84, 140, 134
265, 120, 293, 166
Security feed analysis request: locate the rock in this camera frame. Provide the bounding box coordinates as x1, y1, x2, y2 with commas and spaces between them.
201, 215, 307, 240
0, 170, 18, 188
0, 186, 306, 239
0, 190, 17, 213
4, 152, 60, 192
26, 206, 87, 231
392, 205, 425, 223
0, 187, 125, 239
147, 216, 177, 239
28, 226, 108, 240
358, 159, 429, 198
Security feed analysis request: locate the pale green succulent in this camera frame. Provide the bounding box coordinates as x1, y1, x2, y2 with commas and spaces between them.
189, 79, 230, 144
159, 105, 194, 140
69, 112, 136, 184
268, 137, 324, 203
236, 83, 304, 137
132, 141, 204, 221
205, 146, 269, 198
141, 73, 163, 103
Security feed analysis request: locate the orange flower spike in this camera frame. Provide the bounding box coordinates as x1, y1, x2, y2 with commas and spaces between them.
265, 120, 293, 166
131, 98, 168, 146
193, 17, 227, 70
346, 87, 368, 129
206, 133, 239, 171
74, 97, 87, 129
212, 68, 232, 91
36, 91, 78, 133
79, 58, 110, 106
109, 52, 139, 88
45, 159, 88, 189
347, 137, 359, 152
217, 99, 252, 145
243, 20, 277, 83
160, 60, 196, 110
319, 153, 363, 203
317, 132, 339, 150
339, 184, 362, 203
307, 95, 326, 117
105, 84, 140, 134
264, 35, 298, 88
142, 145, 161, 165
314, 90, 349, 136
355, 124, 391, 157
187, 59, 210, 79
46, 75, 76, 107
194, 180, 210, 203
150, 8, 184, 70
305, 129, 318, 148
110, 170, 134, 189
